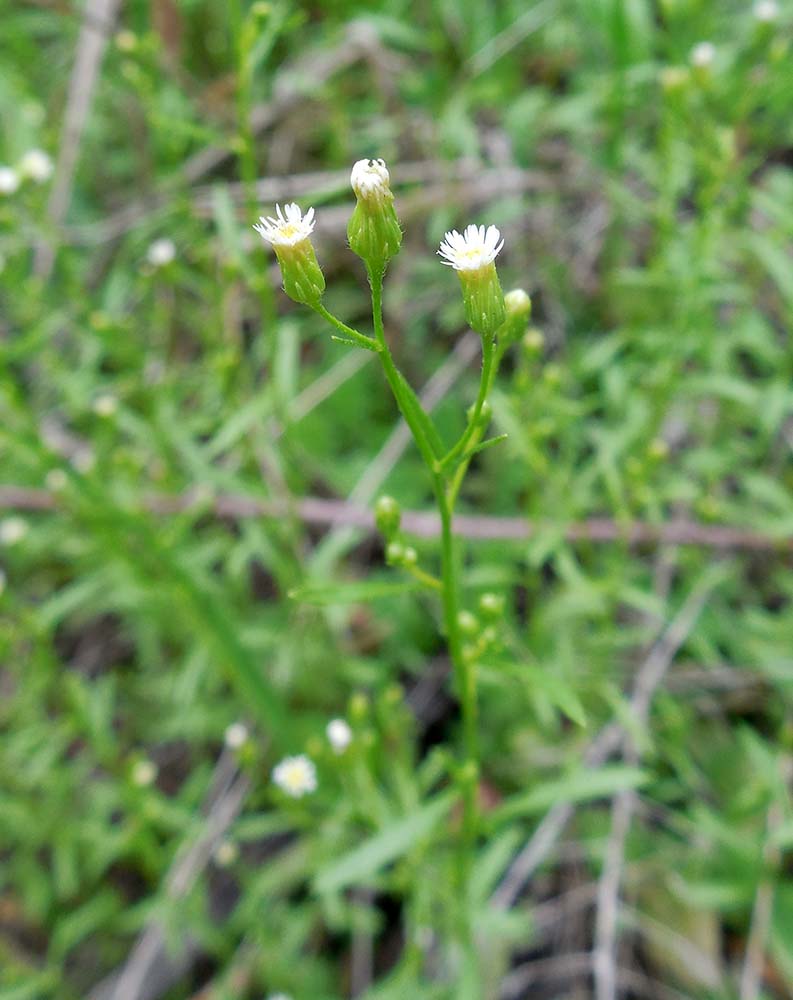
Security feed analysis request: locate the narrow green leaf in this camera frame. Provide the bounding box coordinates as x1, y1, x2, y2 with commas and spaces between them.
314, 792, 456, 893
494, 766, 650, 823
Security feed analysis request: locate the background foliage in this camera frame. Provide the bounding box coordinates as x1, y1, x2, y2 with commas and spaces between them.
2, 0, 793, 998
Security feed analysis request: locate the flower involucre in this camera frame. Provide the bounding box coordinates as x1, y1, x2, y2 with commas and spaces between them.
254, 203, 325, 306
254, 203, 316, 247
438, 224, 506, 336
348, 158, 402, 265
272, 754, 317, 798
438, 224, 504, 273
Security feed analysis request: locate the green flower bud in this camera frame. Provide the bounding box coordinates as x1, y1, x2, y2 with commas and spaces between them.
501, 288, 532, 345
478, 592, 505, 621
438, 224, 506, 338
348, 158, 402, 268
374, 495, 401, 539
253, 203, 325, 306
457, 610, 479, 636
522, 328, 545, 356
385, 541, 405, 565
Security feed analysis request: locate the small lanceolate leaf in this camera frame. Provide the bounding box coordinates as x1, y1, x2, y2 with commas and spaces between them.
314, 792, 456, 894
494, 766, 651, 824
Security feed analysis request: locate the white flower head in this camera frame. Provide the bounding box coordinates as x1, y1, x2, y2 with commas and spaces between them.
350, 158, 391, 202
214, 838, 239, 867
147, 238, 176, 267
690, 41, 716, 67
272, 754, 317, 797
46, 469, 68, 492
326, 718, 352, 753
93, 394, 118, 417
266, 994, 293, 1000
0, 517, 28, 546
254, 203, 316, 248
132, 759, 157, 787
438, 224, 504, 273
0, 167, 20, 195
754, 0, 779, 21
19, 149, 53, 184
224, 721, 249, 750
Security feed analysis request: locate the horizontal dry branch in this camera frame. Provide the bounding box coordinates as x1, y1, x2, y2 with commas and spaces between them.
0, 485, 789, 552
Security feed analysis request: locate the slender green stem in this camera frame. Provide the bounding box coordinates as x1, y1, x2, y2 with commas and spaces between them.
439, 334, 495, 471
367, 262, 479, 918
447, 340, 505, 507
312, 304, 380, 352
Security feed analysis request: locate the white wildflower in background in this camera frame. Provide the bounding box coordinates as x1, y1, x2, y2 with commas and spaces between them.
147, 238, 176, 267
690, 41, 716, 67
326, 718, 352, 753
272, 754, 317, 797
72, 448, 96, 473
45, 469, 68, 492
254, 203, 316, 247
266, 994, 292, 1000
754, 0, 779, 21
224, 721, 249, 749
0, 518, 28, 546
19, 149, 53, 184
214, 839, 239, 867
438, 224, 504, 273
131, 759, 157, 787
0, 167, 20, 195
350, 158, 391, 202
93, 394, 118, 417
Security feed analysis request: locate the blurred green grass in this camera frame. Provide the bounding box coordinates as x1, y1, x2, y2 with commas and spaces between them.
2, 0, 793, 998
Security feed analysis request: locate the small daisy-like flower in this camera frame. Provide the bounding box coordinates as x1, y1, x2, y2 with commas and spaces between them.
132, 759, 157, 787
326, 718, 353, 753
254, 204, 325, 305
45, 469, 68, 492
438, 224, 506, 336
214, 839, 239, 867
0, 517, 28, 546
754, 0, 779, 21
690, 41, 716, 68
147, 238, 176, 267
254, 203, 316, 247
93, 394, 118, 417
350, 158, 391, 203
272, 754, 317, 798
438, 224, 504, 272
224, 721, 249, 750
19, 149, 53, 184
0, 167, 20, 195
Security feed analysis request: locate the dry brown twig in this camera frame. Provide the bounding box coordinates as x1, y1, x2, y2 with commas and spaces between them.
88, 752, 249, 1000
1, 484, 790, 554
35, 0, 123, 277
